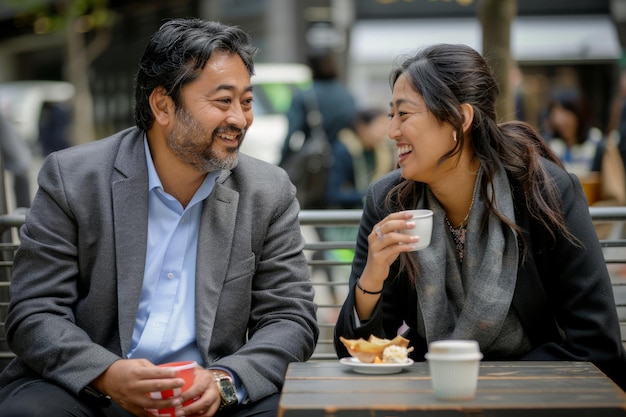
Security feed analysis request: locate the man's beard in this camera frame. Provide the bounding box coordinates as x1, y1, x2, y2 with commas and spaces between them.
167, 106, 244, 172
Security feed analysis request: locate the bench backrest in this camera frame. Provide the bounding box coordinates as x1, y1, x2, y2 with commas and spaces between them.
300, 208, 626, 359
0, 208, 624, 367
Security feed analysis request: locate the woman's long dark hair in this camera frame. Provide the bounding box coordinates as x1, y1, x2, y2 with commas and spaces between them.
386, 44, 579, 281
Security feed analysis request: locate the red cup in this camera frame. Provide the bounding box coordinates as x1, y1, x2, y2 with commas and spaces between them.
147, 361, 198, 417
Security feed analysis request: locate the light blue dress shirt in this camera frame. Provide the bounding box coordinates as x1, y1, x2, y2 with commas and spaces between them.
127, 139, 218, 365
127, 138, 247, 404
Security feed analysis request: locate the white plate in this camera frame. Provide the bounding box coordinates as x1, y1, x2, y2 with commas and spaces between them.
339, 357, 414, 374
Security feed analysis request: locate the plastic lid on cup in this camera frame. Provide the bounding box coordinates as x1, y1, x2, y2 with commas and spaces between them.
425, 340, 483, 361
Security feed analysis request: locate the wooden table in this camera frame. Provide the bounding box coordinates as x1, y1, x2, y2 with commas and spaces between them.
278, 361, 626, 416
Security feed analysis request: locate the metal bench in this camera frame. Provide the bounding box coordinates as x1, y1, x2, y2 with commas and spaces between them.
0, 208, 625, 367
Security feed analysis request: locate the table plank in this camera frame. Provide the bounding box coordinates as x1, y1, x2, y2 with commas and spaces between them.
278, 361, 626, 417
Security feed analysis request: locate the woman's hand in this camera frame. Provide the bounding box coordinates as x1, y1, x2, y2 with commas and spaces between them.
355, 211, 419, 319
362, 211, 419, 286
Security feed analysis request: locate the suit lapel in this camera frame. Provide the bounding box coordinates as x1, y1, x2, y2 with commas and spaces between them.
195, 180, 238, 361
108, 133, 239, 359
111, 132, 149, 355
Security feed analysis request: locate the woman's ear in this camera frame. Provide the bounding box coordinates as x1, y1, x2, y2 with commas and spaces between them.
149, 87, 174, 126
460, 103, 474, 133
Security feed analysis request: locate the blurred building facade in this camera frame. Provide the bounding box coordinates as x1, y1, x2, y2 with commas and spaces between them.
0, 0, 622, 140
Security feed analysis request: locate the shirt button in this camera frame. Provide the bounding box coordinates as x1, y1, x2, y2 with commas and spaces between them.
167, 273, 174, 279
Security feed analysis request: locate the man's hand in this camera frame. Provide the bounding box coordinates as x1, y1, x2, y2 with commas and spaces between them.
91, 360, 224, 417
177, 367, 222, 417
91, 359, 185, 416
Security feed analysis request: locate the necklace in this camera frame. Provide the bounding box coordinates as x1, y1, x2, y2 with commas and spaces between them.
446, 218, 467, 262
444, 178, 478, 263
448, 184, 476, 229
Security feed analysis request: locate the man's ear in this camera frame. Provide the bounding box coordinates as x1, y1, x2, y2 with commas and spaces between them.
460, 103, 474, 133
149, 87, 174, 126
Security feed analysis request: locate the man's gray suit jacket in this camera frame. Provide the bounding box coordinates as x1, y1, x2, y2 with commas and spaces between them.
0, 127, 319, 403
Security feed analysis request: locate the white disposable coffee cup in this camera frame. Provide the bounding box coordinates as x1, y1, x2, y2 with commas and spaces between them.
399, 209, 433, 251
425, 340, 483, 400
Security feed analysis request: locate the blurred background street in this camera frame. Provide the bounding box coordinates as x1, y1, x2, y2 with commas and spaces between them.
0, 1, 624, 173
0, 0, 624, 346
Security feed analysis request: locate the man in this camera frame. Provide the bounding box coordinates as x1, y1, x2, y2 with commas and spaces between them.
0, 18, 318, 417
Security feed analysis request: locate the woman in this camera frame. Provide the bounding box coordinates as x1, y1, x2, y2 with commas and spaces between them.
333, 44, 626, 391
545, 89, 604, 178
545, 90, 626, 240
544, 90, 620, 209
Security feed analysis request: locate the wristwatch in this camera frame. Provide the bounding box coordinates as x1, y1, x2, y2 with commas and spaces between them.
210, 369, 238, 408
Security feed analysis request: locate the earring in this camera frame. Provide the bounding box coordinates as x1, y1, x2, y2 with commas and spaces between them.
453, 132, 457, 142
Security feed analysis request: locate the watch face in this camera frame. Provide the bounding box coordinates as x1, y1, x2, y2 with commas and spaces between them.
218, 379, 238, 405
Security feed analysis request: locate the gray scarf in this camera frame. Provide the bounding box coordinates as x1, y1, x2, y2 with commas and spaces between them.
413, 166, 531, 356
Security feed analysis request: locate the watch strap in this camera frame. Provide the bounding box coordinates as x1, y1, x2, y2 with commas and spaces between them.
210, 369, 237, 408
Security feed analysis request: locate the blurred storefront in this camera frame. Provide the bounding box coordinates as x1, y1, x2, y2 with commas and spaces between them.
349, 0, 622, 134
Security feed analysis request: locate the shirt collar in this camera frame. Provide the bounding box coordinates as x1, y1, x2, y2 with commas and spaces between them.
144, 136, 163, 192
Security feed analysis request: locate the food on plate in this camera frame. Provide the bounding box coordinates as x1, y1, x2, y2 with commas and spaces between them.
339, 335, 413, 363
382, 345, 411, 363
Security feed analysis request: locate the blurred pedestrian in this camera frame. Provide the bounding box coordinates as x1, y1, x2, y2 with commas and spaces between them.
326, 108, 396, 209
38, 101, 71, 156
545, 88, 626, 225
279, 52, 358, 301
0, 110, 32, 209
544, 89, 604, 178
280, 51, 357, 165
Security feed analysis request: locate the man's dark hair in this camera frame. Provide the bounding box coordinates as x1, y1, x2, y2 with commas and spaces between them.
134, 18, 258, 131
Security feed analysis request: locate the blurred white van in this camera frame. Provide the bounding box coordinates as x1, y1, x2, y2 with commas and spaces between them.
0, 80, 74, 151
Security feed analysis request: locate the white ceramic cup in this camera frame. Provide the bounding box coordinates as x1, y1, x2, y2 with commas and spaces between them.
424, 340, 483, 400
399, 209, 433, 251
